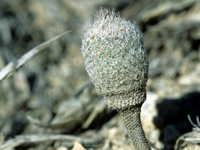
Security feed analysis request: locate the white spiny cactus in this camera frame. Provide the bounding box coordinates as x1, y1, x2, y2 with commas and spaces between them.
81, 8, 150, 150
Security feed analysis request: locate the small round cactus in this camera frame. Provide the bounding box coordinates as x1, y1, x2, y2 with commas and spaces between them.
81, 8, 150, 149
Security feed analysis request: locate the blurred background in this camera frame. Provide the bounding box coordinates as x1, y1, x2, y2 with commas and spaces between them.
0, 0, 200, 150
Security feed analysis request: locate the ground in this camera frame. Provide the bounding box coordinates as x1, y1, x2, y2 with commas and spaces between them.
0, 0, 200, 150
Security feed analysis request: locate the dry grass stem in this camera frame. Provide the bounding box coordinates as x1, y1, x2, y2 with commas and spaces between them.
175, 115, 200, 149
0, 134, 102, 150
0, 30, 71, 82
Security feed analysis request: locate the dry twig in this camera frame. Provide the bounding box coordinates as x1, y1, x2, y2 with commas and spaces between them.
175, 115, 200, 150
0, 30, 71, 82
0, 134, 102, 150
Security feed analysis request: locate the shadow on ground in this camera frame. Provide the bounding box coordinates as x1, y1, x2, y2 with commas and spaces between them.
153, 91, 200, 150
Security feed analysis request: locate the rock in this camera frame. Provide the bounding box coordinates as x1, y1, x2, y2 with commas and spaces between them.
72, 141, 85, 150
57, 146, 68, 150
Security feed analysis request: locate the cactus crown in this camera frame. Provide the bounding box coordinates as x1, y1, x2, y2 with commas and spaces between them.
81, 8, 148, 110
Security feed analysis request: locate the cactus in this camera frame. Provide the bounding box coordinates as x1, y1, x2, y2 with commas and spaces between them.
81, 8, 150, 149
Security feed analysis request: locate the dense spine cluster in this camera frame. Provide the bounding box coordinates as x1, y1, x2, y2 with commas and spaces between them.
81, 8, 150, 149
81, 8, 148, 110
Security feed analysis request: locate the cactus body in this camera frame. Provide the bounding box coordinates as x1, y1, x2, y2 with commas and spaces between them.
81, 8, 150, 149
119, 106, 150, 149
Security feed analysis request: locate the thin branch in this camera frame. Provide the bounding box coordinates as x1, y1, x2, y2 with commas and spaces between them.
0, 30, 71, 82
0, 134, 102, 150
